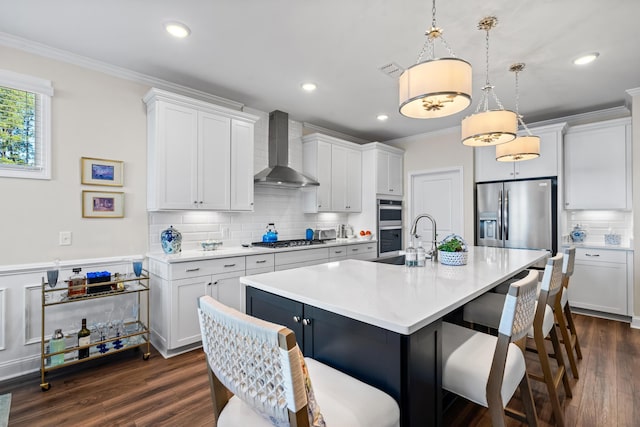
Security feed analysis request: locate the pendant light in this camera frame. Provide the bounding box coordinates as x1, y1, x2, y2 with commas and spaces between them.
398, 0, 472, 119
496, 63, 540, 161
461, 16, 517, 146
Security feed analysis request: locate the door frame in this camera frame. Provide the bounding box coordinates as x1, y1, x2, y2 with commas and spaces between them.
407, 166, 464, 245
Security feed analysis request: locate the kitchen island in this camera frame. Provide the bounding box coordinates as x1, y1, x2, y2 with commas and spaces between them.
241, 246, 548, 427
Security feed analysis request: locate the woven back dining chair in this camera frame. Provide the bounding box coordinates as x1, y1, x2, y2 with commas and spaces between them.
442, 269, 540, 427
197, 295, 400, 427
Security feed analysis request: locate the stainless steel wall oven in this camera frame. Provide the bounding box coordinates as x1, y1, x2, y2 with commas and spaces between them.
377, 199, 403, 257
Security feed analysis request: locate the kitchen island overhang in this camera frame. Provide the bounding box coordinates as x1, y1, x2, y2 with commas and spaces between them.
241, 246, 549, 335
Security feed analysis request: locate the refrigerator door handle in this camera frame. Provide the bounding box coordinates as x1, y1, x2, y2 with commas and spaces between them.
504, 190, 509, 240
497, 190, 503, 240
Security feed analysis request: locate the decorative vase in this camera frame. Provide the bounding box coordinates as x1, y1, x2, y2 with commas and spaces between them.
570, 224, 586, 243
161, 225, 182, 254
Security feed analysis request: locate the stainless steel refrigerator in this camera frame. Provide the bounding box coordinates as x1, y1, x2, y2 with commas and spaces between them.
476, 178, 557, 256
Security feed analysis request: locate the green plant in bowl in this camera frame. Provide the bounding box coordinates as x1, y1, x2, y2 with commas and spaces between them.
437, 237, 465, 252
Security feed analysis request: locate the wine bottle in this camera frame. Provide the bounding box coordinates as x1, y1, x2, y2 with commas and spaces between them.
78, 318, 91, 359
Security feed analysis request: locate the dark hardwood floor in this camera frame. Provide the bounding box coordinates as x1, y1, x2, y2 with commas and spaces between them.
1, 314, 638, 426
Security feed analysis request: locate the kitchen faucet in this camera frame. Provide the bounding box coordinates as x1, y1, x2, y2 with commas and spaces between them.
409, 214, 438, 261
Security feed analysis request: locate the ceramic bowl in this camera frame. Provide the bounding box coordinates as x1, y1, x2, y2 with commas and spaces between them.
201, 240, 223, 251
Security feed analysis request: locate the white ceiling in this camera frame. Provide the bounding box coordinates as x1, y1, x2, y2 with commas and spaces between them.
1, 0, 639, 142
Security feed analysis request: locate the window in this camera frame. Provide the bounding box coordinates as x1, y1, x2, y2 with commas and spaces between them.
0, 69, 53, 179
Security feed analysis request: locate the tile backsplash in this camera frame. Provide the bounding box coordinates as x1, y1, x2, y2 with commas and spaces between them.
148, 187, 348, 252
566, 210, 633, 245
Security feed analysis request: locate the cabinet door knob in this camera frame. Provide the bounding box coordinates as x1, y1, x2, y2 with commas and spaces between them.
389, 189, 393, 192
293, 316, 301, 323
212, 280, 219, 285
206, 282, 212, 286
302, 318, 312, 326
199, 201, 203, 204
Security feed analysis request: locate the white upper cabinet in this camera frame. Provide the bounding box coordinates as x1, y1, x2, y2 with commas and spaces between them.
302, 133, 362, 213
564, 117, 631, 210
474, 122, 567, 182
302, 139, 332, 212
376, 148, 404, 196
331, 144, 362, 212
144, 88, 258, 211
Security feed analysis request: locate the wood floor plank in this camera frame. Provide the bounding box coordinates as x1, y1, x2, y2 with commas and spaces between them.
1, 314, 639, 426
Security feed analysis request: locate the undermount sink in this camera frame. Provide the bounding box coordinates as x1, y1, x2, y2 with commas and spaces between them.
372, 255, 406, 265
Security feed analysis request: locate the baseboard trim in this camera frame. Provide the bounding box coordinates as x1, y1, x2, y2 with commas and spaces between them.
572, 307, 632, 324
631, 316, 640, 329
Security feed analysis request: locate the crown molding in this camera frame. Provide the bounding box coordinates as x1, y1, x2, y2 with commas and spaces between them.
302, 122, 370, 145
0, 31, 244, 111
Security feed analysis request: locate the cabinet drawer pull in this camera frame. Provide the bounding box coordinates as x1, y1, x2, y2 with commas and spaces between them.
335, 250, 343, 254
293, 316, 301, 323
302, 318, 312, 326
585, 253, 600, 257
256, 260, 267, 264
185, 268, 200, 272
224, 263, 236, 267
351, 248, 358, 251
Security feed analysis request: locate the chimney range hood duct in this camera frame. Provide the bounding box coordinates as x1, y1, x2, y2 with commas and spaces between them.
254, 110, 319, 188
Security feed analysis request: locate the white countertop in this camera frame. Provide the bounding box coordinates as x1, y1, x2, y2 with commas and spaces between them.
562, 242, 634, 251
241, 246, 548, 335
147, 238, 377, 263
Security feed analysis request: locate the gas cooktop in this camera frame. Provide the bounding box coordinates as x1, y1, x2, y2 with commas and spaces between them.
251, 239, 328, 249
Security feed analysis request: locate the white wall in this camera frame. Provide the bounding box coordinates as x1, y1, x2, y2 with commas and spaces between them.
0, 45, 149, 266
387, 127, 475, 243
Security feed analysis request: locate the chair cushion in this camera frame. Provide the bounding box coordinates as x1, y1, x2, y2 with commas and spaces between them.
442, 322, 526, 408
463, 292, 504, 330
218, 358, 400, 427
527, 303, 554, 338
304, 358, 400, 427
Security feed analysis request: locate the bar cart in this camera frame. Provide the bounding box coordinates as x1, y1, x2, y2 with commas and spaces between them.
40, 269, 151, 391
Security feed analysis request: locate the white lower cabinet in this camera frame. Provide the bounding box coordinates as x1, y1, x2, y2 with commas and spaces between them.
149, 256, 245, 357
347, 243, 377, 260
275, 248, 330, 271
567, 248, 631, 316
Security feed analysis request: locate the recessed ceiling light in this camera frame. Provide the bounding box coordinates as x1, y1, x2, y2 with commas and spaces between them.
573, 52, 599, 65
164, 21, 191, 38
377, 114, 389, 121
301, 83, 317, 92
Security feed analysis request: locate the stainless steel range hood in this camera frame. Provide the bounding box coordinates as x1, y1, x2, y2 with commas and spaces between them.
254, 110, 319, 188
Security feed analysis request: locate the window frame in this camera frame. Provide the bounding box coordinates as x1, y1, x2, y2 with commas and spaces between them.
0, 69, 53, 180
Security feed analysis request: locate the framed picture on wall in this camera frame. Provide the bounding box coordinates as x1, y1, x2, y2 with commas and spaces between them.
81, 157, 123, 186
82, 191, 124, 218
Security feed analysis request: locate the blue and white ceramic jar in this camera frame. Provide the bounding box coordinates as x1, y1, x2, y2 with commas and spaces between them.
161, 225, 182, 254
570, 224, 586, 243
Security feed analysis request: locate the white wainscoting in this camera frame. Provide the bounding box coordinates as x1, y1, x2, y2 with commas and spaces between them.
0, 288, 5, 350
